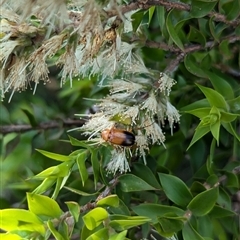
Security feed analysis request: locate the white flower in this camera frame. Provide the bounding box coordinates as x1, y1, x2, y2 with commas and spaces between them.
99, 99, 126, 117
141, 91, 158, 114
158, 73, 176, 96
106, 148, 130, 174
166, 101, 181, 135
80, 113, 115, 139
123, 106, 139, 124
0, 40, 20, 67
57, 47, 79, 87
135, 131, 149, 164
28, 50, 49, 88
109, 79, 143, 95
145, 122, 166, 146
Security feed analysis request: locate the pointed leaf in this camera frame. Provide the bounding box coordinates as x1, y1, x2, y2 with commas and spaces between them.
83, 207, 108, 230
86, 228, 109, 240
184, 54, 207, 78
187, 124, 210, 150
36, 149, 72, 162
190, 0, 217, 18
222, 122, 240, 142
109, 215, 151, 231
91, 149, 100, 189
0, 209, 45, 234
133, 162, 161, 189
159, 173, 192, 207
206, 71, 234, 100
0, 233, 22, 240
109, 230, 127, 240
27, 193, 62, 218
182, 222, 205, 240
196, 84, 228, 110
119, 174, 157, 192
76, 151, 88, 186
132, 204, 185, 223
97, 195, 119, 208
32, 178, 56, 195
187, 187, 218, 216
166, 9, 184, 50
184, 107, 211, 118
47, 220, 65, 240
65, 201, 80, 222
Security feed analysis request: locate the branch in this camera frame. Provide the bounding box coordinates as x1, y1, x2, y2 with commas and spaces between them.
0, 119, 85, 134
80, 177, 119, 213
146, 35, 240, 74
110, 0, 240, 27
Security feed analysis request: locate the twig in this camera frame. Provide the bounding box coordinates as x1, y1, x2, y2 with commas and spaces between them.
0, 119, 85, 134
80, 177, 119, 213
108, 0, 240, 27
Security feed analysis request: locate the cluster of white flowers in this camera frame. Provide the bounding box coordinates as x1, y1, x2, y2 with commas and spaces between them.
78, 73, 180, 174
0, 0, 181, 174
0, 0, 142, 99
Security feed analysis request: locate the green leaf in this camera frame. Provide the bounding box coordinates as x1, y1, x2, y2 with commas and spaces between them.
166, 9, 184, 50
187, 187, 218, 216
226, 0, 240, 20
52, 174, 71, 199
187, 26, 206, 46
0, 209, 45, 234
109, 215, 151, 231
187, 124, 210, 150
32, 177, 56, 195
83, 207, 108, 230
209, 106, 221, 144
0, 233, 22, 240
227, 96, 240, 112
209, 205, 236, 218
64, 186, 98, 196
109, 230, 127, 240
148, 6, 155, 26
65, 201, 80, 222
36, 149, 72, 162
21, 108, 38, 127
156, 6, 165, 33
76, 151, 88, 186
86, 228, 109, 240
132, 162, 161, 189
209, 17, 220, 42
182, 222, 205, 240
32, 161, 72, 179
221, 111, 239, 123
206, 71, 234, 100
27, 193, 62, 218
181, 99, 210, 112
184, 107, 211, 118
184, 54, 207, 78
131, 10, 145, 32
157, 214, 185, 236
190, 0, 217, 18
132, 204, 185, 224
47, 220, 65, 240
158, 173, 192, 207
97, 195, 119, 208
119, 174, 157, 192
222, 122, 240, 142
196, 84, 228, 110
90, 149, 100, 189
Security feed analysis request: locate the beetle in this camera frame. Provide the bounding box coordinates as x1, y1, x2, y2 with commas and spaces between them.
101, 128, 136, 147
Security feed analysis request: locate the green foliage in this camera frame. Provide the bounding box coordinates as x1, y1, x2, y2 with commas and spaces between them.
1, 0, 240, 239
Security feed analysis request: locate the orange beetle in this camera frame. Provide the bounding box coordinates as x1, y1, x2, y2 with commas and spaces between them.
101, 128, 135, 146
